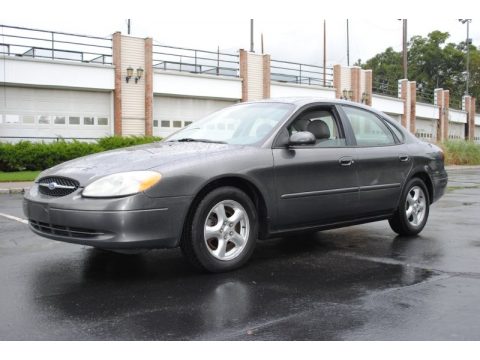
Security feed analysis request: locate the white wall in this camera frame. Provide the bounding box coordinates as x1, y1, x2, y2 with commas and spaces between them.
449, 109, 467, 124
270, 82, 336, 99
0, 57, 114, 90
475, 114, 480, 126
416, 103, 439, 120
153, 71, 242, 100
371, 94, 404, 115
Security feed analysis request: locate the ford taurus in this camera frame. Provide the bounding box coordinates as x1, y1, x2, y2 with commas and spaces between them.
23, 98, 448, 272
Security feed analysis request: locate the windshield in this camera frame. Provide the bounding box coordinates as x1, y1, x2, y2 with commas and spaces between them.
165, 102, 294, 145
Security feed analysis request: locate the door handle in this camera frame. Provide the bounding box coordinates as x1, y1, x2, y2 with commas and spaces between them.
339, 157, 354, 166
399, 155, 410, 162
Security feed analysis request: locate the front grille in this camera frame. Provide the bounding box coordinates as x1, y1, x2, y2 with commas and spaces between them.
38, 176, 80, 197
29, 220, 106, 239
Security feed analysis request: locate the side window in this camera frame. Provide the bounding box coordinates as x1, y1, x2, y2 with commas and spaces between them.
288, 108, 346, 147
342, 106, 395, 146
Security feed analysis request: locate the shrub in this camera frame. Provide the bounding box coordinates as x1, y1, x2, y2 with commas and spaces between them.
0, 136, 162, 172
440, 140, 480, 165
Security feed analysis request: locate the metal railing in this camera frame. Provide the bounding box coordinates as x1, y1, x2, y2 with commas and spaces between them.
416, 87, 435, 105
152, 44, 239, 77
0, 24, 113, 64
372, 79, 398, 98
270, 59, 333, 87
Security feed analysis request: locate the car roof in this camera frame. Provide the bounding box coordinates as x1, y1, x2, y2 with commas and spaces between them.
248, 97, 377, 111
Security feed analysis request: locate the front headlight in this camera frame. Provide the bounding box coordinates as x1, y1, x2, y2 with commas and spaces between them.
82, 171, 162, 198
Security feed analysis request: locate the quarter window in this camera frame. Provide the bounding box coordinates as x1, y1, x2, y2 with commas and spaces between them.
342, 106, 395, 146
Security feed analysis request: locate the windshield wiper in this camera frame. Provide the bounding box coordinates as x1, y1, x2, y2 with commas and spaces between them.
167, 138, 227, 144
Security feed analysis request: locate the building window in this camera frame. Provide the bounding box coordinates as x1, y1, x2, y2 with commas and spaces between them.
173, 121, 182, 128
69, 116, 80, 125
54, 116, 66, 125
161, 120, 170, 128
184, 121, 192, 126
98, 117, 108, 126
84, 117, 94, 125
38, 115, 50, 125
153, 120, 159, 127
22, 115, 35, 124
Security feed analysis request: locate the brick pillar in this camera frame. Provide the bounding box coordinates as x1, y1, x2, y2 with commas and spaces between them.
112, 31, 122, 135
351, 67, 361, 102
144, 37, 153, 136
399, 79, 408, 129
239, 49, 249, 102
333, 64, 342, 99
364, 70, 373, 106
239, 49, 270, 102
443, 90, 450, 140
471, 98, 476, 141
409, 81, 416, 134
263, 54, 271, 99
435, 88, 445, 141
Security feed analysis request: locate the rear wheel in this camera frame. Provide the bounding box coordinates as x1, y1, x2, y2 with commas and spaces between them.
389, 178, 430, 236
181, 186, 258, 272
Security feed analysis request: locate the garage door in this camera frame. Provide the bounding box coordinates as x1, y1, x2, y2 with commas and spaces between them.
153, 96, 237, 138
416, 117, 437, 142
448, 122, 465, 140
0, 86, 112, 142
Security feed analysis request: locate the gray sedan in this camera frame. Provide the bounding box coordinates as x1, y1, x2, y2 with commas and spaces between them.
23, 98, 448, 272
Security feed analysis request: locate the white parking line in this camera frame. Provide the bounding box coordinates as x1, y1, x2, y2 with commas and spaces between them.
0, 212, 28, 225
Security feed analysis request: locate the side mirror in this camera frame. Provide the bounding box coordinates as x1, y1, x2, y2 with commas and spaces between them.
289, 131, 316, 146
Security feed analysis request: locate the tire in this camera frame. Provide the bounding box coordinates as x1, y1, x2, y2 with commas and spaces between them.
389, 178, 430, 236
180, 186, 258, 273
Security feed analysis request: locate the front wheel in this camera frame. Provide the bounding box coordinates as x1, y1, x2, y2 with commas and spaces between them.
181, 186, 258, 272
389, 178, 430, 236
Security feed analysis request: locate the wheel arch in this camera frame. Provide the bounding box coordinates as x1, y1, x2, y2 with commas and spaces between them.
407, 169, 434, 204
180, 176, 271, 244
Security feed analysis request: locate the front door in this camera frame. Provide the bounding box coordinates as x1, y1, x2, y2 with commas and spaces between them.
272, 106, 359, 230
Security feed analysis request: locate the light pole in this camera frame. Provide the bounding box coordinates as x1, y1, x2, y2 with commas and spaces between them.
459, 19, 472, 95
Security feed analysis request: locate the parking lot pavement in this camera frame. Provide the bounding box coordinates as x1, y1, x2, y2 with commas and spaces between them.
1, 169, 480, 340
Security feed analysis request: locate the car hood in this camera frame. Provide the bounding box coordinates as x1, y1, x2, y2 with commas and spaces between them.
38, 141, 242, 186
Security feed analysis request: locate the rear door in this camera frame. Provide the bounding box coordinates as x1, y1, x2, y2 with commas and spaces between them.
272, 105, 360, 230
339, 105, 412, 216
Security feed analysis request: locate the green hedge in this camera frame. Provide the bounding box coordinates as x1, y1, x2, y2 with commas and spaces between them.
440, 140, 480, 165
0, 136, 162, 172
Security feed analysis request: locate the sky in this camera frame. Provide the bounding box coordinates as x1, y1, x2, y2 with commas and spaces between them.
1, 0, 478, 68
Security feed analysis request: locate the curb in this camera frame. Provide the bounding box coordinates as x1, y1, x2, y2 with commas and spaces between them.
0, 188, 28, 195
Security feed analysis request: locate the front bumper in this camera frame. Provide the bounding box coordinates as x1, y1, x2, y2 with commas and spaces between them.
23, 185, 192, 249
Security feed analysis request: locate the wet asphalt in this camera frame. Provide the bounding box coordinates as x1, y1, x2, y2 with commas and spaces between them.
0, 169, 480, 340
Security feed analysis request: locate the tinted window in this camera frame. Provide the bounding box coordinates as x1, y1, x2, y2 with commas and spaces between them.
343, 106, 395, 146
288, 108, 346, 147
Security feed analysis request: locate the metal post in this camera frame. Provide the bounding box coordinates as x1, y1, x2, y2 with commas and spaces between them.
217, 46, 220, 76
51, 32, 54, 60
466, 20, 470, 95
402, 19, 407, 79
250, 19, 254, 53
323, 20, 326, 87
127, 19, 131, 35
346, 19, 350, 66
261, 33, 264, 54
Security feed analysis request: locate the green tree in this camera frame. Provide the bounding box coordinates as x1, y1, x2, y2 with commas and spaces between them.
358, 31, 479, 109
